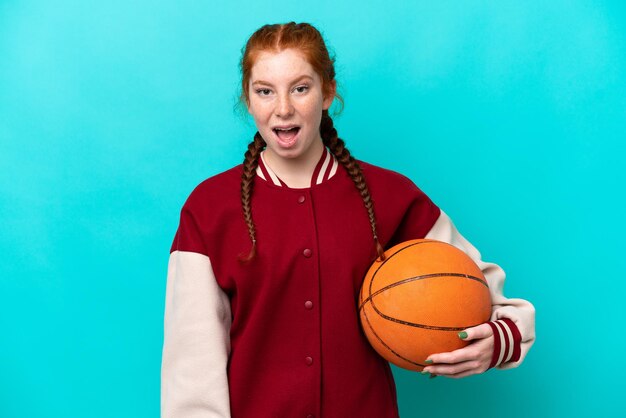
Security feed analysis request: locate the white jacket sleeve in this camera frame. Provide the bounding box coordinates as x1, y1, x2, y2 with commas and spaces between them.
425, 210, 536, 369
161, 250, 232, 417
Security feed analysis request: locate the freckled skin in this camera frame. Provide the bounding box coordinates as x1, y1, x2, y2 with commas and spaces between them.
247, 49, 335, 186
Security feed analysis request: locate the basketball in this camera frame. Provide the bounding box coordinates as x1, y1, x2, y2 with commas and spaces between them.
358, 239, 492, 371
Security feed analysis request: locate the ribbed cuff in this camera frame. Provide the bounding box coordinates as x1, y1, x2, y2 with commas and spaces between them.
486, 318, 522, 368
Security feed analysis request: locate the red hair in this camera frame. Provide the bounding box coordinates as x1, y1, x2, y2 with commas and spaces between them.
239, 22, 342, 108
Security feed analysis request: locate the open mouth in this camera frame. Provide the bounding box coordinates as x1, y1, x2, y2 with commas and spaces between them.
273, 126, 301, 146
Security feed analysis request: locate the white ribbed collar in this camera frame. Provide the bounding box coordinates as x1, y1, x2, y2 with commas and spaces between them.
256, 147, 339, 188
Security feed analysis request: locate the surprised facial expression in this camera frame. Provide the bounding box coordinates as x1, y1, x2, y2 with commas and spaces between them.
247, 48, 335, 164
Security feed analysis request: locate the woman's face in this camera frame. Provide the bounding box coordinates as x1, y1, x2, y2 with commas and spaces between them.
247, 48, 334, 164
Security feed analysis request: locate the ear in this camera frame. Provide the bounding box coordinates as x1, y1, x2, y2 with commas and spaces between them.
322, 80, 336, 110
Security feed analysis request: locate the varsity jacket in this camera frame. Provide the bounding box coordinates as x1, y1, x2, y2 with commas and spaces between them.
161, 148, 536, 418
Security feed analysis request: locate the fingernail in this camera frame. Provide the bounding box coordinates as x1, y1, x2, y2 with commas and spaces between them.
425, 359, 433, 364
429, 374, 437, 379
458, 331, 468, 340
421, 370, 429, 375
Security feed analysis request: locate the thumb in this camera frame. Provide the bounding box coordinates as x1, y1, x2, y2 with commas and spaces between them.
458, 323, 493, 341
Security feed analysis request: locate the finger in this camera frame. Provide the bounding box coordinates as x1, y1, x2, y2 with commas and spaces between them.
426, 345, 481, 365
426, 336, 493, 365
438, 370, 477, 379
458, 323, 493, 342
423, 360, 480, 377
424, 356, 491, 378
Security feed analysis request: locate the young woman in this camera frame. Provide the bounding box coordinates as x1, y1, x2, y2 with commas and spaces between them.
161, 22, 535, 418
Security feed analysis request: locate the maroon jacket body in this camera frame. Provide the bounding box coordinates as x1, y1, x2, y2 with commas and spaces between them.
169, 155, 439, 417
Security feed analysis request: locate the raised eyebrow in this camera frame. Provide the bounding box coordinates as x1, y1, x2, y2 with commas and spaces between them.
251, 75, 314, 87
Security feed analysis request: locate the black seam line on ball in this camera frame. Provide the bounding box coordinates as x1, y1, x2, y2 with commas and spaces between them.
358, 272, 488, 310
361, 241, 490, 330
362, 240, 433, 313
366, 240, 451, 311
361, 292, 427, 368
369, 241, 433, 280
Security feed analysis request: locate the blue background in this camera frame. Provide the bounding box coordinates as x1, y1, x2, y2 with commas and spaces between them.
1, 1, 625, 417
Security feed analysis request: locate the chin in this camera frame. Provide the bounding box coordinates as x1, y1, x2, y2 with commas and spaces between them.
269, 144, 304, 159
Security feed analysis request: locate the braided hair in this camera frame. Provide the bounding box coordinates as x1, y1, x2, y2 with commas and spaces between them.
239, 132, 266, 262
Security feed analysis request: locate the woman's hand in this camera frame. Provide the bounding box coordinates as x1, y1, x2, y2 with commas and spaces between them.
422, 323, 494, 379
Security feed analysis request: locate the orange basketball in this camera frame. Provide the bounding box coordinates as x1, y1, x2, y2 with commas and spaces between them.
359, 239, 492, 371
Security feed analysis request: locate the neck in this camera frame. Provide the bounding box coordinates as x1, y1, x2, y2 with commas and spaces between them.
264, 139, 325, 188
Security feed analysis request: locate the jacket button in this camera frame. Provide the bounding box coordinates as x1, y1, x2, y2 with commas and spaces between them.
305, 356, 313, 366
298, 195, 306, 203
303, 248, 312, 258
305, 300, 313, 310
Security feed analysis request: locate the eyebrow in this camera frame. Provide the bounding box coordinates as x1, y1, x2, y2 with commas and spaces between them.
251, 75, 314, 87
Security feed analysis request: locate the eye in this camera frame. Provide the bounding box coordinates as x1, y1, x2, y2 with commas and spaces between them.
256, 88, 272, 96
293, 85, 309, 94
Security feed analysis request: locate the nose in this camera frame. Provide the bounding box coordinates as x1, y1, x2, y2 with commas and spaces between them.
275, 93, 294, 118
